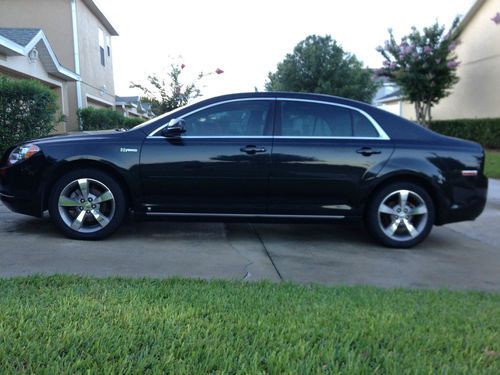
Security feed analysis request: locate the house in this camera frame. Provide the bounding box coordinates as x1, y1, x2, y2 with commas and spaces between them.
115, 96, 155, 120
372, 75, 416, 119
375, 0, 500, 121
0, 0, 119, 132
373, 88, 416, 121
0, 28, 79, 133
433, 0, 500, 120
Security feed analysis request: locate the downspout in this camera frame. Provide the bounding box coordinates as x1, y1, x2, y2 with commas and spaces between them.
71, 0, 83, 130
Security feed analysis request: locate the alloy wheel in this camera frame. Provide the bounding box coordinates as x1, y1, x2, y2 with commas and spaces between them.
377, 189, 429, 242
57, 178, 115, 233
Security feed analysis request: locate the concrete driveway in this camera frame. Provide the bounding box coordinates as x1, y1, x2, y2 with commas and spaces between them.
1, 180, 499, 291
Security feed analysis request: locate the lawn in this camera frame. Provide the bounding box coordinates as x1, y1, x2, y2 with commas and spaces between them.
485, 150, 500, 179
0, 276, 499, 374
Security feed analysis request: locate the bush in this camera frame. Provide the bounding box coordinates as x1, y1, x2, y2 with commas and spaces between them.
123, 116, 146, 128
430, 118, 500, 149
78, 107, 145, 131
0, 77, 58, 155
77, 107, 123, 131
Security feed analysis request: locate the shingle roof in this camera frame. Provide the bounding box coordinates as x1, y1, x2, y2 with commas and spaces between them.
0, 28, 41, 47
378, 89, 402, 101
116, 96, 140, 103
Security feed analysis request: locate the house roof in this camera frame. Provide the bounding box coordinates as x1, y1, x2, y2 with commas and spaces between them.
82, 0, 119, 36
456, 0, 487, 35
0, 28, 79, 81
375, 89, 403, 104
0, 28, 41, 47
116, 95, 140, 104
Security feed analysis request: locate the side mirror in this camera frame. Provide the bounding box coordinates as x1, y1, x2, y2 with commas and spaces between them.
161, 118, 186, 137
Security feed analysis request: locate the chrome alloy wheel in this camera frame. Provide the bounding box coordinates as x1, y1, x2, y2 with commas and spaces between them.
57, 178, 115, 233
377, 189, 428, 242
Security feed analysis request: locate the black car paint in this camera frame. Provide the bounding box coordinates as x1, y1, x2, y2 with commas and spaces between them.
0, 92, 488, 226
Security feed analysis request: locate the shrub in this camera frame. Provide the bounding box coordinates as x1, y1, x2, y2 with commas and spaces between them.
77, 107, 124, 131
0, 77, 58, 155
430, 118, 500, 149
78, 107, 146, 131
123, 116, 145, 128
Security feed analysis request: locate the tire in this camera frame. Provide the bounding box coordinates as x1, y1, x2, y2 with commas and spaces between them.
365, 182, 435, 248
48, 168, 127, 240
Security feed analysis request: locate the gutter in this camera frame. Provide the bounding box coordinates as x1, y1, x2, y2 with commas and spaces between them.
71, 0, 83, 130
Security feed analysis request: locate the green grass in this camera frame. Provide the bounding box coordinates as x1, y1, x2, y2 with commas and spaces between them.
485, 150, 500, 179
0, 276, 499, 374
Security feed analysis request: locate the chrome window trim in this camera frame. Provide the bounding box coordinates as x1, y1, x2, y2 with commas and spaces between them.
274, 136, 385, 140
147, 96, 390, 140
152, 136, 274, 139
148, 98, 276, 137
277, 97, 390, 140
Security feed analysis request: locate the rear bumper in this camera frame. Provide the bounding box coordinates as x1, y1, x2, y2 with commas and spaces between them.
436, 174, 488, 225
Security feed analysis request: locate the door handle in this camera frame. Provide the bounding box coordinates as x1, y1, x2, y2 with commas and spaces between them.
240, 145, 267, 154
356, 147, 381, 156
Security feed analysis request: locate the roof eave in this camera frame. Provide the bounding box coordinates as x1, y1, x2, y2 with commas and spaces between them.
455, 0, 487, 36
0, 30, 79, 82
376, 96, 403, 104
82, 0, 119, 36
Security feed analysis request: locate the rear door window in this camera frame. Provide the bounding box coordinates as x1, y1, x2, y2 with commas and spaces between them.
279, 101, 379, 138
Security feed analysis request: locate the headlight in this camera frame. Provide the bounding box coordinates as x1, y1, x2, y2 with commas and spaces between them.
8, 144, 41, 166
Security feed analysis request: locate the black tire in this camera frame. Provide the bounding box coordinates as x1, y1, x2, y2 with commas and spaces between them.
48, 168, 127, 240
365, 182, 435, 248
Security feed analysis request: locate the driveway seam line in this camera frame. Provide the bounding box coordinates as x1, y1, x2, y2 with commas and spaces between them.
251, 224, 283, 281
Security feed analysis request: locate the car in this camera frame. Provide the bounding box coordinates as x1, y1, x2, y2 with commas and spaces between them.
0, 92, 488, 247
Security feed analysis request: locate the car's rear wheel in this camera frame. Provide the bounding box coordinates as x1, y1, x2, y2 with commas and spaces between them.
365, 182, 435, 248
48, 169, 127, 240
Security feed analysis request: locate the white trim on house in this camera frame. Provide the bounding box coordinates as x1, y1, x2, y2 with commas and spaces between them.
86, 93, 114, 107
0, 30, 79, 82
71, 0, 83, 115
0, 34, 24, 55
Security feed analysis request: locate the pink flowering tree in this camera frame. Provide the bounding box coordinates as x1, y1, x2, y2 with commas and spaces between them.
130, 63, 223, 115
375, 18, 461, 126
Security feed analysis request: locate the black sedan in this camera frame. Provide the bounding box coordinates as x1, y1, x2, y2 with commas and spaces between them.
0, 92, 488, 247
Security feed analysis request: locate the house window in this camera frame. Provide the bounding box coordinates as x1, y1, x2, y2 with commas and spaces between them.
98, 28, 105, 66
106, 35, 111, 56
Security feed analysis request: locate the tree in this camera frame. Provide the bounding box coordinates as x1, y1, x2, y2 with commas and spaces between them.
375, 19, 461, 127
130, 63, 223, 115
265, 35, 378, 103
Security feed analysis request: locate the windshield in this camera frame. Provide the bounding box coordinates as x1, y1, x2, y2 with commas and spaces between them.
131, 96, 212, 131
131, 104, 188, 131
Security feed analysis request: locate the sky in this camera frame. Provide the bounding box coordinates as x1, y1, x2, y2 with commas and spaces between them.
94, 0, 476, 99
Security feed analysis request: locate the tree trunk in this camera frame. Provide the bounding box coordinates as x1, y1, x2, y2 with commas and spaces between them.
413, 101, 432, 128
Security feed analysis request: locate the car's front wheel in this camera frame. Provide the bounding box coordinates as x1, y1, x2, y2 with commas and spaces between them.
48, 169, 127, 240
365, 182, 435, 248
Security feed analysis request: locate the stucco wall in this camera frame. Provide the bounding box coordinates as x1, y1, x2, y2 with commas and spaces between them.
0, 0, 75, 70
433, 0, 500, 119
377, 100, 416, 122
401, 102, 416, 121
76, 0, 116, 106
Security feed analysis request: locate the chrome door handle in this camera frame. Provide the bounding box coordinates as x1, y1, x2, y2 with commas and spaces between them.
356, 147, 381, 156
240, 145, 267, 154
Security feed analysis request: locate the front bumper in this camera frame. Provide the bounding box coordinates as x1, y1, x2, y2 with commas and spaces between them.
0, 191, 43, 217
0, 153, 46, 218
